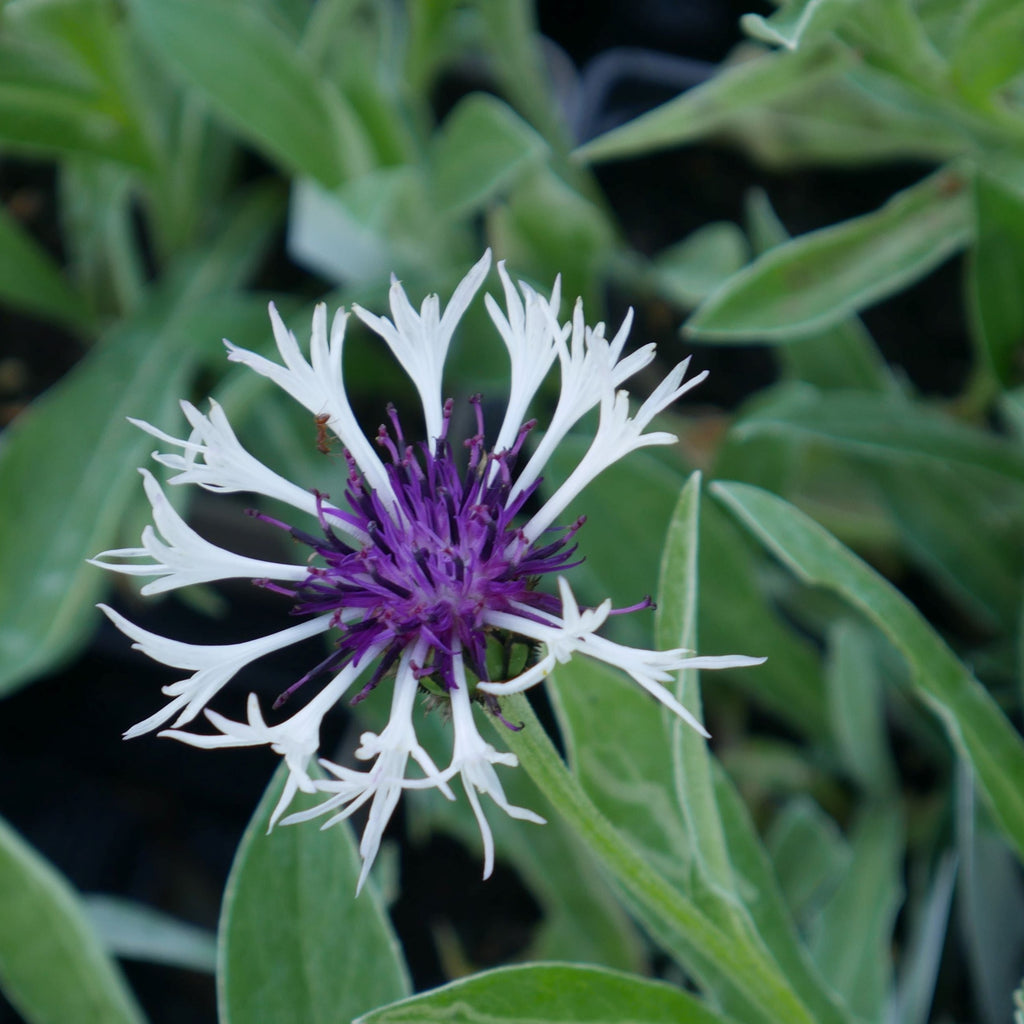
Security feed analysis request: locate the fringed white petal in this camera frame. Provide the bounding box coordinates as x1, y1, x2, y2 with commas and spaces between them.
89, 469, 311, 594
225, 302, 394, 503
512, 303, 660, 502
354, 251, 491, 442
280, 641, 454, 893
447, 649, 544, 879
523, 358, 708, 542
485, 262, 565, 455
480, 578, 763, 738
161, 655, 371, 828
98, 606, 334, 737
128, 399, 338, 527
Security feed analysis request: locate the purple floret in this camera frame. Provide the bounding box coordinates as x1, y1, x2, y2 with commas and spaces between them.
253, 396, 584, 707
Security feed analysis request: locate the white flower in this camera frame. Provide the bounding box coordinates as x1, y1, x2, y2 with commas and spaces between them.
93, 251, 764, 887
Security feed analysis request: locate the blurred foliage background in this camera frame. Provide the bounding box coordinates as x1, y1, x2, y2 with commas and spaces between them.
1, 0, 1024, 1022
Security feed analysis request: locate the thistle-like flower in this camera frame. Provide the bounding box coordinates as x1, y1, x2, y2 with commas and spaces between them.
92, 252, 764, 890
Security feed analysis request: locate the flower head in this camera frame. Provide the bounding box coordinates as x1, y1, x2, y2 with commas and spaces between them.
92, 251, 764, 889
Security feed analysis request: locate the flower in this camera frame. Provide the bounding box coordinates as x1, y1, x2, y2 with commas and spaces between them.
92, 251, 764, 890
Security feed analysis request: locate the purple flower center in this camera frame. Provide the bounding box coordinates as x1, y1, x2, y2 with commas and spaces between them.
250, 396, 584, 708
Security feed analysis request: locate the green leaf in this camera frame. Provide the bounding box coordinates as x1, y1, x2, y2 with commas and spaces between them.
537, 478, 851, 1024
950, 0, 1024, 101
0, 189, 281, 695
656, 474, 736, 895
700, 489, 831, 741
825, 621, 897, 794
741, 0, 857, 50
0, 3, 156, 168
957, 767, 1024, 1024
546, 656, 693, 894
0, 200, 93, 332
711, 481, 1024, 862
431, 92, 549, 216
83, 895, 216, 974
872, 462, 1024, 632
968, 173, 1024, 386
732, 386, 1024, 485
575, 43, 847, 164
218, 764, 410, 1024
687, 169, 971, 341
489, 166, 615, 308
355, 962, 732, 1024
891, 853, 956, 1024
808, 806, 904, 1020
0, 815, 145, 1024
712, 774, 854, 1024
766, 797, 851, 926
651, 223, 750, 308
129, 0, 367, 185
744, 188, 895, 393
287, 169, 441, 287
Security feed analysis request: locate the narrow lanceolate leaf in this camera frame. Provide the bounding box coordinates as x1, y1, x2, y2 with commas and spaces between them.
968, 173, 1024, 387
808, 806, 904, 1021
129, 0, 366, 185
218, 765, 410, 1024
575, 42, 846, 164
656, 475, 736, 897
83, 895, 216, 974
743, 188, 894, 393
741, 0, 857, 50
732, 386, 1024, 485
711, 481, 1024, 862
0, 815, 145, 1024
0, 201, 93, 332
687, 169, 971, 340
0, 191, 280, 695
430, 93, 549, 216
355, 963, 732, 1024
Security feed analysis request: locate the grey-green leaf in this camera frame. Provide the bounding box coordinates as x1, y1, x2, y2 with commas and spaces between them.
430, 92, 549, 216
83, 895, 216, 974
218, 764, 410, 1024
129, 0, 364, 185
711, 481, 1024, 862
741, 0, 857, 50
687, 169, 971, 341
0, 189, 280, 696
0, 200, 93, 332
967, 173, 1024, 387
808, 805, 904, 1020
652, 222, 750, 308
575, 43, 846, 164
732, 386, 1024, 485
355, 962, 732, 1024
0, 815, 146, 1024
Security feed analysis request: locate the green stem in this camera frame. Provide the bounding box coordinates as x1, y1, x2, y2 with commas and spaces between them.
493, 693, 821, 1024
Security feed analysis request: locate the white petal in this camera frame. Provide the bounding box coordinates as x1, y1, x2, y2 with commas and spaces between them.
278, 640, 454, 892
486, 262, 565, 455
225, 303, 394, 503
89, 469, 312, 594
479, 578, 764, 739
98, 606, 335, 736
523, 357, 707, 542
129, 400, 349, 531
447, 648, 544, 879
354, 251, 491, 442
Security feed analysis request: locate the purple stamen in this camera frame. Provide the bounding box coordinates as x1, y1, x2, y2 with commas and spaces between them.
250, 398, 650, 706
